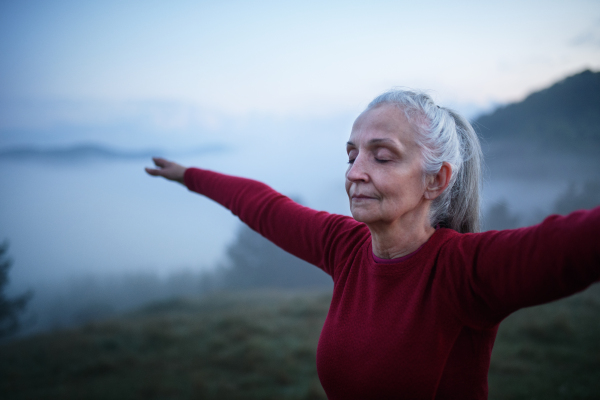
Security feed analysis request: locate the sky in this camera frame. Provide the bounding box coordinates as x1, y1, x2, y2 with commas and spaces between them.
1, 0, 600, 291
1, 0, 599, 150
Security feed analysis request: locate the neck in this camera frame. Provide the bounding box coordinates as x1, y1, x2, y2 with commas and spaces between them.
368, 212, 435, 260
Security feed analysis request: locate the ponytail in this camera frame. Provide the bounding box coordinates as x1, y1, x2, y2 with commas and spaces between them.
442, 109, 482, 233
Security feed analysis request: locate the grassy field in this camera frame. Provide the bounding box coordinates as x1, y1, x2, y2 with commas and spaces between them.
488, 284, 600, 399
1, 285, 599, 400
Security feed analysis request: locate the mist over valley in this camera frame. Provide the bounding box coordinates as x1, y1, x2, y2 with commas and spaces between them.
1, 70, 599, 336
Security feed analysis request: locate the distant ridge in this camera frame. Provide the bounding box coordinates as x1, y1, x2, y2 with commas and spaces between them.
0, 144, 159, 161
475, 70, 600, 148
0, 143, 228, 162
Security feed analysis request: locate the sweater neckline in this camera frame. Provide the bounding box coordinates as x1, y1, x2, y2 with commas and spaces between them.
367, 228, 453, 276
372, 243, 425, 264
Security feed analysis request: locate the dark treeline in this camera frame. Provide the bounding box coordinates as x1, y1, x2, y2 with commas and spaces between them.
218, 224, 331, 290
483, 179, 600, 231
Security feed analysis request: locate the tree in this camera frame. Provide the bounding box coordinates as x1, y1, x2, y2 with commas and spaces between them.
219, 223, 332, 290
553, 180, 600, 216
483, 201, 521, 231
0, 240, 32, 337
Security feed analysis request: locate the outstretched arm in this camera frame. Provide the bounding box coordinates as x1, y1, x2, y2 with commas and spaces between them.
145, 157, 187, 184
441, 207, 600, 329
164, 165, 365, 278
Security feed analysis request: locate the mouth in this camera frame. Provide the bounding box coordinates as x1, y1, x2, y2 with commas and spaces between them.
351, 194, 377, 200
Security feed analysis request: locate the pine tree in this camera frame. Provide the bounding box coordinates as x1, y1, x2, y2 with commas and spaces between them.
0, 240, 32, 337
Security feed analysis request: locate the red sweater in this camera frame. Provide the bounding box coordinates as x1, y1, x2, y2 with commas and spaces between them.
184, 168, 600, 399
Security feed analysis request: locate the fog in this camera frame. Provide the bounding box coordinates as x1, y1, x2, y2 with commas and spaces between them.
482, 140, 600, 227
1, 157, 236, 286
0, 113, 350, 335
2, 113, 599, 336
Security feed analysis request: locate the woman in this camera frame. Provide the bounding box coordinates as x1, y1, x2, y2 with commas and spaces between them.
145, 90, 600, 399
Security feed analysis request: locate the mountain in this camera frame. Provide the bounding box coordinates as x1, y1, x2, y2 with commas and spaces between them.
0, 143, 228, 162
474, 70, 600, 149
0, 144, 160, 161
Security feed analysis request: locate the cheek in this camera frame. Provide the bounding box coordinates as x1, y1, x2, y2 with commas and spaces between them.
405, 176, 427, 200
379, 173, 421, 201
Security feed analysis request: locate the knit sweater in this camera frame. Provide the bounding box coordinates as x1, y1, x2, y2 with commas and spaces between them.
184, 168, 600, 399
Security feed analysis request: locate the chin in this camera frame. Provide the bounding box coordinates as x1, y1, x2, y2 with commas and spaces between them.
350, 208, 377, 224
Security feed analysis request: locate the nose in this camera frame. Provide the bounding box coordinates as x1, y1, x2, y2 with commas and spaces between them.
346, 153, 369, 183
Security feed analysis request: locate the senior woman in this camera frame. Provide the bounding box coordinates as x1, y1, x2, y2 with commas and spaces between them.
145, 90, 600, 399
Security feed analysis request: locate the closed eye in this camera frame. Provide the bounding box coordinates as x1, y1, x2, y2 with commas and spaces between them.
347, 149, 358, 164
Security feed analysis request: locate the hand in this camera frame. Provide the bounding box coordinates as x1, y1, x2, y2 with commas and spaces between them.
145, 157, 187, 184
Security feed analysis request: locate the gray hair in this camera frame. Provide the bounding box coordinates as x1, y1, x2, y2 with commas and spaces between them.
367, 89, 483, 233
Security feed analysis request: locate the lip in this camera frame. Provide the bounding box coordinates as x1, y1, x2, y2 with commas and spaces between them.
351, 194, 377, 200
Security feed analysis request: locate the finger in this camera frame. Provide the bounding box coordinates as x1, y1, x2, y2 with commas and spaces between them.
145, 167, 163, 176
152, 157, 170, 168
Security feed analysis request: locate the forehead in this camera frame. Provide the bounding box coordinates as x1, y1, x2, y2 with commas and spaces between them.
350, 104, 417, 145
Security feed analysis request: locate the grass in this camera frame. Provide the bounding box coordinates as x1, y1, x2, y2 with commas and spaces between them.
0, 290, 330, 400
1, 285, 599, 399
488, 284, 600, 399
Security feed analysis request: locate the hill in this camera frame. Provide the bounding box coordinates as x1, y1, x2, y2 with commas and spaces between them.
0, 143, 228, 163
475, 70, 600, 149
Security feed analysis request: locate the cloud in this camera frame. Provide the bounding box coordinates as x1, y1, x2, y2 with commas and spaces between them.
570, 20, 600, 48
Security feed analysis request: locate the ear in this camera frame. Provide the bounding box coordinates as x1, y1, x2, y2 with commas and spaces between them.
424, 162, 452, 200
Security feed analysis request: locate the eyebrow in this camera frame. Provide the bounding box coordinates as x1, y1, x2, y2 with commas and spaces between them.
346, 138, 398, 147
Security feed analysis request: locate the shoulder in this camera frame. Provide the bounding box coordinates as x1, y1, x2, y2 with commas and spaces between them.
443, 206, 600, 256
322, 214, 371, 256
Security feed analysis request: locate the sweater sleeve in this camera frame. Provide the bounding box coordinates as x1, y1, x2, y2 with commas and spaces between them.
440, 207, 600, 329
183, 168, 365, 277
